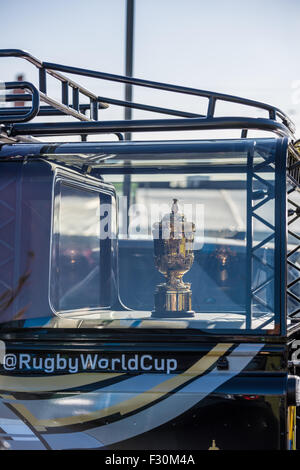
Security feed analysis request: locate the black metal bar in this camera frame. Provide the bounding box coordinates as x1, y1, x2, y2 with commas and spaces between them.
9, 116, 291, 137
255, 154, 276, 173
1, 82, 39, 123
207, 97, 216, 118
247, 144, 278, 327
252, 294, 274, 313
42, 61, 295, 132
269, 109, 276, 120
253, 316, 274, 329
4, 93, 201, 118
275, 138, 288, 334
288, 214, 300, 226
0, 48, 295, 136
72, 88, 79, 112
39, 68, 47, 94
287, 276, 300, 289
252, 212, 275, 231
289, 308, 300, 318
287, 244, 300, 258
90, 99, 98, 120
97, 96, 201, 118
0, 49, 43, 67
57, 164, 252, 175
0, 49, 108, 106
0, 104, 94, 117
289, 160, 300, 171
0, 139, 254, 156
287, 290, 300, 304
124, 0, 135, 236
253, 195, 273, 212
4, 96, 107, 111
41, 62, 274, 108
252, 233, 275, 252
125, 0, 134, 141
3, 93, 33, 102
1, 106, 67, 119
288, 199, 299, 208
288, 229, 300, 241
246, 148, 253, 329
253, 253, 274, 271
287, 259, 300, 271
62, 82, 69, 106
0, 48, 109, 124
252, 276, 274, 295
2, 85, 90, 122
288, 187, 297, 194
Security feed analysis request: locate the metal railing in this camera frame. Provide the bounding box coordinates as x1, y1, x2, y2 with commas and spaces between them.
0, 48, 295, 140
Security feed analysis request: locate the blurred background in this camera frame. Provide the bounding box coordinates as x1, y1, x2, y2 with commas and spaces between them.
1, 0, 300, 140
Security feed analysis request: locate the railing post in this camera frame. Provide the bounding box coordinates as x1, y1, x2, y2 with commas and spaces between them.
62, 82, 69, 106
39, 68, 47, 94
72, 88, 79, 112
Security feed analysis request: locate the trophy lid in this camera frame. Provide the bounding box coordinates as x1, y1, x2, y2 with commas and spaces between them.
162, 198, 183, 222
152, 199, 195, 238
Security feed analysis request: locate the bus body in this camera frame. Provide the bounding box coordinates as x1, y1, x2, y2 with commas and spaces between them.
0, 49, 299, 450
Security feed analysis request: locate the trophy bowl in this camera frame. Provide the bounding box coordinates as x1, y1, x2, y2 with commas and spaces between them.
152, 199, 195, 318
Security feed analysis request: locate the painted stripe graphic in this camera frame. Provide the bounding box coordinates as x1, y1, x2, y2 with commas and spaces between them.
0, 343, 264, 449
6, 343, 232, 428
82, 343, 265, 449
0, 372, 124, 393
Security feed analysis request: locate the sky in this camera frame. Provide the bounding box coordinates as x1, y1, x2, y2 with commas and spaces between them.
1, 0, 300, 140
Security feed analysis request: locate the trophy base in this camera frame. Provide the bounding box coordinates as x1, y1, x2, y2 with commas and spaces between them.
151, 283, 195, 319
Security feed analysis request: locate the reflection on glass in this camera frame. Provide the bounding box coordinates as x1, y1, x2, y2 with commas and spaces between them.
52, 183, 101, 311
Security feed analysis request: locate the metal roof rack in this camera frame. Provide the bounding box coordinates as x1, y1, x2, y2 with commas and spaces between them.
0, 48, 295, 141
